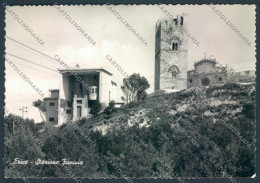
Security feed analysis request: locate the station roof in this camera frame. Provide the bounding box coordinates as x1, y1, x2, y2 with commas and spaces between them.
58, 68, 113, 76
49, 89, 59, 92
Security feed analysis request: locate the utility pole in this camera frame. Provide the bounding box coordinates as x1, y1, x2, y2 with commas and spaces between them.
13, 107, 27, 134
19, 107, 27, 118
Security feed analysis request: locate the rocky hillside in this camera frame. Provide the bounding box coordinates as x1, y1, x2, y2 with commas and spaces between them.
5, 83, 255, 178
91, 83, 255, 136
68, 82, 255, 178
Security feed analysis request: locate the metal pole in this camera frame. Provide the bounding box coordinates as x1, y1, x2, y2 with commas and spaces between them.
19, 107, 27, 118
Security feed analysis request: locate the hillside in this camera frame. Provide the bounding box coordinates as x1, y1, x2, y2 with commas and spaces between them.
4, 83, 256, 178
56, 83, 255, 178
91, 83, 255, 135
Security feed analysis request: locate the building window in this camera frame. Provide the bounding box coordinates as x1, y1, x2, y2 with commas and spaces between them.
67, 101, 72, 107
219, 77, 222, 81
201, 77, 210, 86
90, 87, 97, 93
77, 100, 82, 104
168, 65, 180, 78
180, 16, 184, 25
66, 110, 71, 114
172, 42, 178, 50
49, 117, 54, 122
189, 79, 192, 83
49, 102, 55, 106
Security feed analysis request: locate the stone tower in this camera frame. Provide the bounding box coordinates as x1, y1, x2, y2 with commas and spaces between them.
154, 14, 188, 91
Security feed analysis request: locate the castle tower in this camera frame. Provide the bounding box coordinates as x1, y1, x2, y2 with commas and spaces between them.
154, 14, 188, 91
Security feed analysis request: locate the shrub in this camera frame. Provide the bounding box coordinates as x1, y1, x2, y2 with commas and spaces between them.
109, 100, 116, 108
89, 101, 102, 117
104, 100, 117, 116
59, 123, 67, 129
241, 103, 255, 120
104, 107, 113, 115
223, 83, 241, 90
78, 117, 87, 125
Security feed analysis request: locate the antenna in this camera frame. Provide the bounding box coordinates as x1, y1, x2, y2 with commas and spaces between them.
19, 107, 27, 118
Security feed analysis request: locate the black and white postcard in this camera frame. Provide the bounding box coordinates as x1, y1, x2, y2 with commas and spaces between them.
2, 3, 258, 183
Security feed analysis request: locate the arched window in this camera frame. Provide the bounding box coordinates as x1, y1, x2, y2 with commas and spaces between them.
170, 37, 181, 51
172, 43, 175, 50
168, 65, 180, 78
201, 77, 210, 86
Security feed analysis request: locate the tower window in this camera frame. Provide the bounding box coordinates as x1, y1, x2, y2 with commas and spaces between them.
180, 16, 184, 25
172, 42, 178, 50
168, 65, 180, 78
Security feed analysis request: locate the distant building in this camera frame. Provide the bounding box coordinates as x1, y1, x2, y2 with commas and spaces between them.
187, 58, 227, 88
43, 89, 59, 125
234, 70, 256, 83
44, 68, 118, 126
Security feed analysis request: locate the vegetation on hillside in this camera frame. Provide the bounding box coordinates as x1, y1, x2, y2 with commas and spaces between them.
4, 83, 256, 178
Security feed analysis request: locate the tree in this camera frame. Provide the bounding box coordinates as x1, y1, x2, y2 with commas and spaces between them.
121, 73, 150, 103
4, 114, 45, 177
33, 99, 46, 122
104, 100, 116, 116
89, 101, 102, 117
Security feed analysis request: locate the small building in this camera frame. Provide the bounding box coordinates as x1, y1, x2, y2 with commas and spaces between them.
44, 68, 118, 126
234, 70, 256, 84
58, 68, 117, 125
187, 58, 227, 88
43, 89, 59, 125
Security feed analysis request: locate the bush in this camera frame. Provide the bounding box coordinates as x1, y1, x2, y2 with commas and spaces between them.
89, 101, 102, 117
104, 100, 117, 116
104, 107, 113, 115
241, 103, 255, 120
109, 100, 116, 108
78, 117, 87, 125
59, 123, 67, 129
223, 83, 241, 90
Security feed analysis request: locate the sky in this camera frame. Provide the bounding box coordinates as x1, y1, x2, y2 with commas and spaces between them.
4, 4, 256, 122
